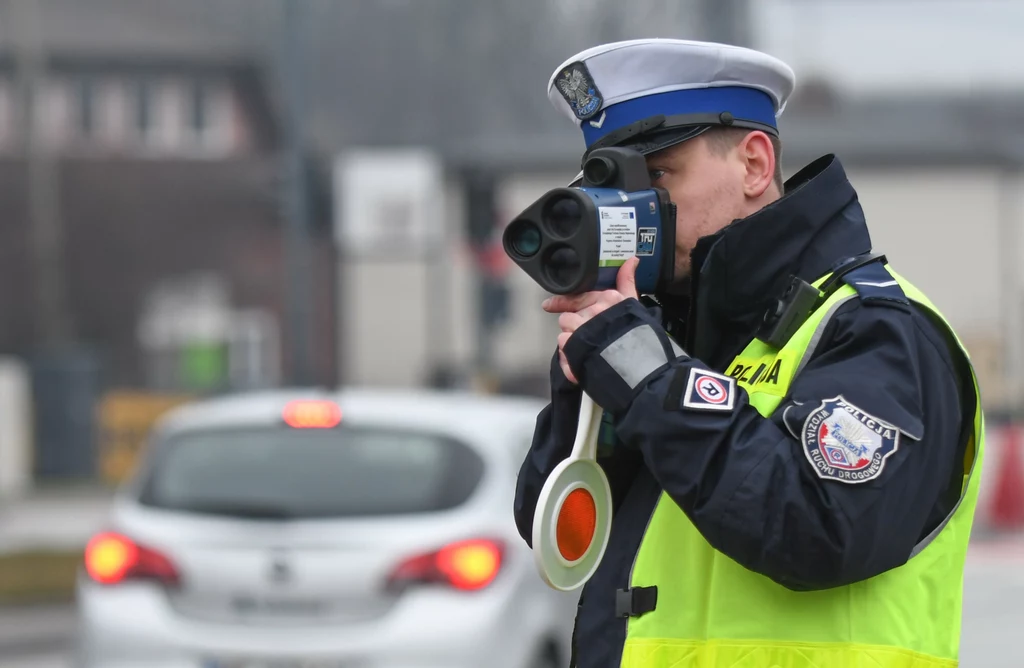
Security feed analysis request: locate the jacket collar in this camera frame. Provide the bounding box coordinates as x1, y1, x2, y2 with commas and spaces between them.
682, 154, 873, 363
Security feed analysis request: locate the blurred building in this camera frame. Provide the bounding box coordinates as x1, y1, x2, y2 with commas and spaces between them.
1, 0, 1023, 484
0, 1, 336, 482
0, 8, 336, 397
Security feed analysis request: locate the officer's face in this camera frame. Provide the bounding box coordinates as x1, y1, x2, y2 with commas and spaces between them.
646, 130, 780, 280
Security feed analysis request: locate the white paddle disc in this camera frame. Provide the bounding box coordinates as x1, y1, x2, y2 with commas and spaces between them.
531, 392, 613, 591
532, 456, 613, 591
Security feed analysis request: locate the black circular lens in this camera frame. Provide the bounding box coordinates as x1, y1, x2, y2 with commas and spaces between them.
543, 246, 582, 290
583, 156, 616, 186
544, 197, 582, 238
507, 220, 542, 258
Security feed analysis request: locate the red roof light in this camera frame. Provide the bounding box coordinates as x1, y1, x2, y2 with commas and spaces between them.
282, 400, 342, 429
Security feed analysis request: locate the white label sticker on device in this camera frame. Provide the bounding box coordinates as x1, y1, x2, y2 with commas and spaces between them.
598, 207, 637, 268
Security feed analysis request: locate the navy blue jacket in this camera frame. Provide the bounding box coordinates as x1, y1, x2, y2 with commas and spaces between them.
513, 155, 974, 668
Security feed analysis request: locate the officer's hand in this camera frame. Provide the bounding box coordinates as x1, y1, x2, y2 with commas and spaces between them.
542, 257, 640, 384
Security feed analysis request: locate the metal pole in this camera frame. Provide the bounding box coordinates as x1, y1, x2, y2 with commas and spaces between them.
465, 169, 499, 392
425, 180, 450, 388
12, 0, 70, 348
280, 0, 312, 386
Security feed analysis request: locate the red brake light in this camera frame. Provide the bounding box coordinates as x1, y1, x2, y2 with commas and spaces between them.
282, 400, 342, 429
387, 538, 504, 592
84, 532, 180, 587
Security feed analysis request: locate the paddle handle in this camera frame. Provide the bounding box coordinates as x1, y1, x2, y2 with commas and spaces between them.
569, 392, 604, 461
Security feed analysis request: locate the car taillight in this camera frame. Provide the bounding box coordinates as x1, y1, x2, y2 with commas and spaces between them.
386, 538, 504, 592
84, 531, 180, 587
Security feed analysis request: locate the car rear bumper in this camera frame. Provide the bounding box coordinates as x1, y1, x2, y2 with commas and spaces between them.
75, 574, 548, 668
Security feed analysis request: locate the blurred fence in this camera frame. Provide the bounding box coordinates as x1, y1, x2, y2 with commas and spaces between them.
96, 390, 193, 484
0, 355, 195, 491
29, 349, 101, 481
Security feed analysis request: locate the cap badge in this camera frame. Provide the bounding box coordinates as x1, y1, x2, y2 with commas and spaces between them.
556, 61, 603, 121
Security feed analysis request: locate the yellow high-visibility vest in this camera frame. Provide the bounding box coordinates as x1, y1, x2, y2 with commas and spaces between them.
621, 266, 983, 668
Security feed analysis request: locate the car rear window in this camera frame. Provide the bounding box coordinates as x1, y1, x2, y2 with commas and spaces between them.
136, 426, 485, 519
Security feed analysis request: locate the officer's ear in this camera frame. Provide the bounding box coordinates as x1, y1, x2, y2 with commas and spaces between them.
737, 130, 776, 199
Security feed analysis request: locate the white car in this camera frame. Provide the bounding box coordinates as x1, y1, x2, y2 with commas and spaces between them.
74, 388, 577, 668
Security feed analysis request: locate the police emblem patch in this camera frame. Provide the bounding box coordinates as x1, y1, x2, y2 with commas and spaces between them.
555, 61, 603, 121
682, 368, 736, 412
801, 396, 900, 484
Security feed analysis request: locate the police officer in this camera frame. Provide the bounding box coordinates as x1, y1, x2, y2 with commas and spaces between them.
513, 39, 983, 668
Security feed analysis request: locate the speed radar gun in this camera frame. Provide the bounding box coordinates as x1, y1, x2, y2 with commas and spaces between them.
503, 147, 676, 296
502, 147, 677, 590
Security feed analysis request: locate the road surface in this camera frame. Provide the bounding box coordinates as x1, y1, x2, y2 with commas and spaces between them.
4, 538, 1024, 668
960, 538, 1024, 667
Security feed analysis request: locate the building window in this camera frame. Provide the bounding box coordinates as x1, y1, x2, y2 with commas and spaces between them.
189, 79, 207, 136
76, 76, 95, 138
0, 78, 13, 151
134, 79, 152, 139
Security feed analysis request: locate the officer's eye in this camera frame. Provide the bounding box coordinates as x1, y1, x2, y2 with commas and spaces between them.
648, 169, 665, 183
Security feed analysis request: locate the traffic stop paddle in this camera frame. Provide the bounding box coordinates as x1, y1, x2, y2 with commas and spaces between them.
531, 393, 613, 591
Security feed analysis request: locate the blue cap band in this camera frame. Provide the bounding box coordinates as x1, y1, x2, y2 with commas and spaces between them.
581, 86, 778, 148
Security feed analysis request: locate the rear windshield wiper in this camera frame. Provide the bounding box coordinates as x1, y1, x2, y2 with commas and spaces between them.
170, 501, 297, 520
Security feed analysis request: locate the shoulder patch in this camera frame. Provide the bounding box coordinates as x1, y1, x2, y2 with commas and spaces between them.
841, 263, 910, 309
802, 396, 900, 484
682, 368, 736, 412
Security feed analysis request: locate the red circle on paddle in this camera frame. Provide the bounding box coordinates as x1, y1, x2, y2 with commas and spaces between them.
555, 488, 597, 562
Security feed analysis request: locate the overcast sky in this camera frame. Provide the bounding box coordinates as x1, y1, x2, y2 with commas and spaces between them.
755, 0, 1024, 93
